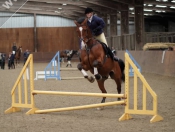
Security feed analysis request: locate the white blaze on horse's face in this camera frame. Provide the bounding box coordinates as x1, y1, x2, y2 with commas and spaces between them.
79, 26, 86, 49
79, 27, 83, 38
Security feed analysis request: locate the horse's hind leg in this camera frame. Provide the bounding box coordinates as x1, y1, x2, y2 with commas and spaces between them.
96, 80, 107, 110
109, 71, 122, 101
97, 80, 107, 103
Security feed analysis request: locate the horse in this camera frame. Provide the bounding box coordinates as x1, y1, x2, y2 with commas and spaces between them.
60, 50, 78, 63
74, 18, 125, 106
14, 46, 22, 66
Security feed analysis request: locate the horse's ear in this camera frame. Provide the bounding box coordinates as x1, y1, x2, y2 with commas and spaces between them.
74, 20, 80, 26
81, 18, 88, 26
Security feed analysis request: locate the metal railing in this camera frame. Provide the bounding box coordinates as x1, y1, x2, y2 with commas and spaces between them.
106, 32, 175, 50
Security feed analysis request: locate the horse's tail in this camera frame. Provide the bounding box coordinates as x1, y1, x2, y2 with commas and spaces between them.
118, 59, 125, 82
70, 50, 76, 58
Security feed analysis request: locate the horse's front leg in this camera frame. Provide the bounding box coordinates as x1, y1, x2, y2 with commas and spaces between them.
77, 63, 95, 83
93, 60, 103, 80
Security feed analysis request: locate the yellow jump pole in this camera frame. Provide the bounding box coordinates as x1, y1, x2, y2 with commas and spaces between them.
32, 90, 125, 98
35, 101, 125, 114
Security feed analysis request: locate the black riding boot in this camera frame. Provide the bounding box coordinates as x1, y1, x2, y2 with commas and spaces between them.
107, 47, 114, 60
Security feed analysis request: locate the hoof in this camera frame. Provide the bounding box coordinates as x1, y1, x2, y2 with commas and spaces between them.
96, 107, 104, 110
84, 76, 95, 83
88, 76, 95, 83
95, 74, 102, 80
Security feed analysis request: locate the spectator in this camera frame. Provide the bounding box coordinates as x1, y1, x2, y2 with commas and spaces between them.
1, 53, 6, 69
23, 49, 30, 65
173, 46, 175, 51
8, 52, 12, 69
10, 53, 15, 69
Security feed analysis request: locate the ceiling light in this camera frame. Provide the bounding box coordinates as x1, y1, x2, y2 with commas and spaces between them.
172, 0, 175, 3
129, 8, 134, 10
22, 7, 42, 10
155, 5, 167, 8
170, 6, 175, 8
144, 14, 153, 16
155, 10, 166, 12
55, 11, 61, 13
58, 8, 62, 10
144, 9, 152, 11
62, 3, 67, 5
156, 0, 167, 1
148, 4, 153, 6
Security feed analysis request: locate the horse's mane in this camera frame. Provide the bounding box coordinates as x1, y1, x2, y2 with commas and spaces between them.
77, 17, 86, 24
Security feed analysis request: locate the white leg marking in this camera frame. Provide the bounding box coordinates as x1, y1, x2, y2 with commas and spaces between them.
94, 67, 98, 75
81, 69, 88, 76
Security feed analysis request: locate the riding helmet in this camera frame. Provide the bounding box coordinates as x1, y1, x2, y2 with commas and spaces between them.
85, 7, 93, 14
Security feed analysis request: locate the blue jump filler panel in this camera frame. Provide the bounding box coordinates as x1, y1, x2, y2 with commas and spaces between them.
44, 51, 61, 80
125, 50, 141, 77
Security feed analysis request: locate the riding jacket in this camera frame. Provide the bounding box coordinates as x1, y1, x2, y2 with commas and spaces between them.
87, 15, 105, 36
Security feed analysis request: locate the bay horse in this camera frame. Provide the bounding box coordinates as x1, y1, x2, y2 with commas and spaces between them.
74, 18, 125, 105
60, 50, 78, 63
15, 46, 22, 66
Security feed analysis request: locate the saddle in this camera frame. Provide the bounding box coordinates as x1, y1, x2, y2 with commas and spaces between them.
97, 40, 118, 61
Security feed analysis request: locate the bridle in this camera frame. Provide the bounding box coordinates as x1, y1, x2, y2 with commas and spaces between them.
78, 25, 93, 43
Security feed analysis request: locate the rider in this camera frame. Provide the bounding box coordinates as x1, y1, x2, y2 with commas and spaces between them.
12, 42, 17, 55
84, 7, 114, 59
85, 7, 107, 45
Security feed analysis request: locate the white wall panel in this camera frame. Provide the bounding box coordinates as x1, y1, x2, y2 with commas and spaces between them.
36, 15, 75, 27
0, 14, 34, 28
